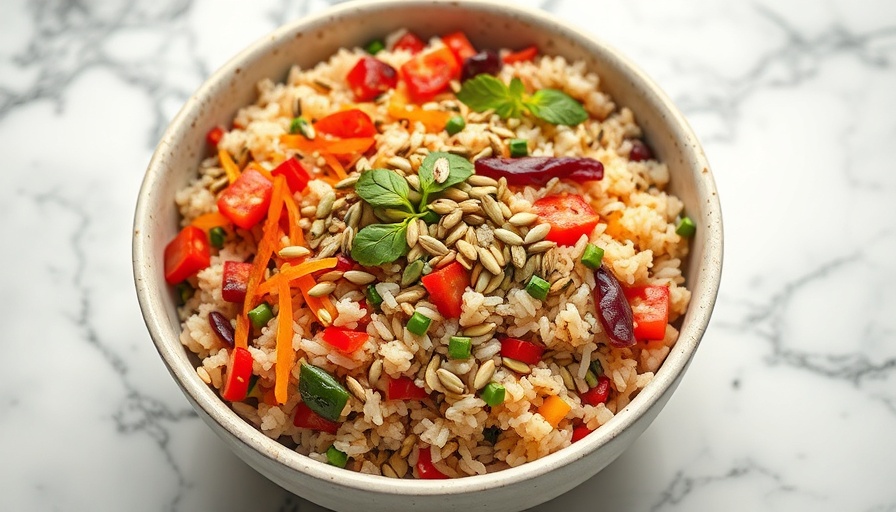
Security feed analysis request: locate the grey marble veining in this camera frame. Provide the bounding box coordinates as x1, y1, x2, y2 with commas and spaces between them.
1, 0, 894, 510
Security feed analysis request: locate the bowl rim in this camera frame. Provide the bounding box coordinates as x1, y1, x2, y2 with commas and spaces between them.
133, 0, 723, 498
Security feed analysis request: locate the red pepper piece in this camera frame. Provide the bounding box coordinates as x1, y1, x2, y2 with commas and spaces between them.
474, 157, 604, 186
416, 445, 448, 479
624, 285, 670, 341
320, 326, 369, 353
271, 157, 310, 194
594, 264, 636, 348
206, 126, 225, 148
571, 424, 593, 443
580, 375, 612, 406
386, 376, 429, 401
420, 261, 468, 319
164, 225, 211, 284
503, 45, 538, 64
532, 193, 600, 246
392, 31, 426, 54
314, 109, 377, 138
346, 56, 399, 102
221, 346, 254, 401
441, 31, 476, 63
217, 168, 274, 230
293, 402, 340, 434
499, 338, 545, 365
221, 261, 252, 303
400, 46, 460, 101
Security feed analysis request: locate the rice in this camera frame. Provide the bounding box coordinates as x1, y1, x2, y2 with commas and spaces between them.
169, 29, 692, 478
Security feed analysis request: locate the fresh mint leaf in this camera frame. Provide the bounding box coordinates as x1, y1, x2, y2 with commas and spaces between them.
523, 89, 588, 126
354, 169, 414, 212
418, 152, 474, 195
456, 75, 525, 119
350, 222, 409, 266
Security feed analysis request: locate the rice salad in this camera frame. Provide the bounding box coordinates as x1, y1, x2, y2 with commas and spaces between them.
164, 29, 693, 478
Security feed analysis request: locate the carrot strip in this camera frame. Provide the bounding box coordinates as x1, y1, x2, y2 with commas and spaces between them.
218, 147, 242, 184
190, 211, 231, 233
387, 89, 452, 132
254, 258, 338, 298
275, 276, 294, 404
280, 135, 375, 155
322, 152, 348, 180
281, 193, 305, 247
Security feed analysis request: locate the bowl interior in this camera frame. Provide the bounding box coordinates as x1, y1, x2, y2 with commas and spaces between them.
133, 0, 722, 506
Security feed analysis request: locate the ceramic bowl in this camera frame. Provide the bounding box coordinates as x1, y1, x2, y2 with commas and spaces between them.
133, 1, 723, 510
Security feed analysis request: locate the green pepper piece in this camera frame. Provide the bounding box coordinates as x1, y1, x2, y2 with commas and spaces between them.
299, 363, 350, 422
326, 445, 349, 468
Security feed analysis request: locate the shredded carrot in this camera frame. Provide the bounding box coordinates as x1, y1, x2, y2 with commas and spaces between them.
538, 395, 572, 428
245, 161, 274, 181
255, 257, 338, 298
281, 193, 305, 247
387, 89, 452, 132
322, 152, 348, 180
235, 176, 286, 349
218, 147, 242, 184
190, 211, 231, 233
280, 135, 375, 155
274, 276, 294, 404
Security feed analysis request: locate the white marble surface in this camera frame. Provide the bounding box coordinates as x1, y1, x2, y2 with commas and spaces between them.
2, 0, 894, 510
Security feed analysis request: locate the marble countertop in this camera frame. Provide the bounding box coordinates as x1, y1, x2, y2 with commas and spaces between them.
2, 0, 894, 510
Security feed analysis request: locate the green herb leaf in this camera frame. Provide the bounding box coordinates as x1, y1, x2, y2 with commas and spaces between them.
354, 169, 415, 212
350, 222, 409, 266
456, 75, 525, 119
418, 151, 474, 194
523, 89, 588, 126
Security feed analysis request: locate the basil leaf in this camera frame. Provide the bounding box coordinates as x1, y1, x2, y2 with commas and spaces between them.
354, 169, 414, 212
418, 151, 474, 194
523, 89, 588, 126
350, 222, 409, 266
456, 75, 525, 119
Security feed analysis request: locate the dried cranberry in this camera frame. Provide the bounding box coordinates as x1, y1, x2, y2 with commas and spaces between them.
629, 139, 652, 162
461, 50, 502, 82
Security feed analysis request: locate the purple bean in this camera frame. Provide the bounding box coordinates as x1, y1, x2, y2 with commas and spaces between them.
474, 157, 604, 186
208, 311, 235, 347
461, 50, 502, 82
594, 264, 635, 348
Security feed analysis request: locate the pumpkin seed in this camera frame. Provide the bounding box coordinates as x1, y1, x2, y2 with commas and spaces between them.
389, 452, 409, 478
343, 270, 376, 285
401, 259, 425, 286
473, 359, 496, 390
559, 365, 575, 391
308, 281, 336, 297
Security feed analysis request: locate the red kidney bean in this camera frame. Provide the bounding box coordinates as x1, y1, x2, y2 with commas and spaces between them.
474, 157, 604, 186
594, 264, 635, 348
208, 311, 235, 347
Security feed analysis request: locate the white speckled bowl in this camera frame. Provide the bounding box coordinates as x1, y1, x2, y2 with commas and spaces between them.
133, 1, 723, 510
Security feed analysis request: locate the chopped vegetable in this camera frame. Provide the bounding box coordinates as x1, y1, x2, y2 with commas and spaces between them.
581, 244, 604, 270
321, 326, 370, 353
584, 369, 598, 388
314, 109, 377, 138
420, 261, 468, 319
280, 134, 376, 155
441, 31, 476, 63
298, 363, 350, 422
580, 375, 612, 406
525, 275, 550, 301
407, 311, 432, 336
274, 277, 294, 404
594, 264, 636, 348
248, 302, 274, 330
208, 226, 227, 249
289, 116, 314, 137
387, 89, 453, 132
293, 401, 340, 434
456, 74, 588, 126
676, 216, 696, 237
326, 445, 349, 468
629, 139, 652, 162
364, 39, 385, 55
366, 284, 384, 309
508, 138, 528, 157
502, 45, 538, 64
416, 445, 448, 479
538, 395, 571, 428
445, 115, 465, 135
175, 282, 193, 306
221, 347, 253, 401
480, 382, 505, 407
346, 56, 398, 102
475, 157, 604, 186
190, 211, 231, 233
206, 125, 224, 148
164, 225, 211, 284
571, 424, 593, 443
499, 338, 544, 365
217, 168, 274, 230
392, 31, 426, 54
386, 376, 429, 401
448, 336, 472, 360
532, 193, 600, 246
208, 311, 235, 347
255, 257, 338, 297
272, 156, 311, 194
482, 426, 501, 445
624, 285, 670, 341
218, 147, 241, 184
460, 49, 501, 82
400, 46, 460, 101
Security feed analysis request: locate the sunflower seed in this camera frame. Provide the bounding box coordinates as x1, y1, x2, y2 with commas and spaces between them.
437, 368, 465, 394
441, 145, 470, 156
409, 131, 424, 154
345, 375, 366, 402
441, 187, 469, 202
405, 173, 420, 190
510, 245, 527, 268
301, 205, 318, 217
472, 146, 493, 162
317, 308, 332, 326
483, 271, 504, 294
196, 366, 212, 384
425, 356, 442, 392
210, 176, 229, 193
467, 175, 498, 187
494, 228, 523, 246
316, 191, 336, 219
464, 214, 486, 226
341, 226, 355, 253
508, 212, 538, 227
550, 277, 571, 294
489, 245, 506, 267
528, 240, 556, 253
463, 322, 496, 338
335, 175, 359, 189
381, 463, 398, 478
469, 186, 498, 200
429, 199, 458, 215
455, 252, 473, 270
443, 224, 466, 249
394, 287, 426, 304
477, 247, 502, 275
435, 250, 456, 269
473, 269, 492, 293
499, 201, 513, 220
332, 197, 347, 212
368, 359, 383, 387
473, 359, 496, 390
442, 208, 463, 231
418, 235, 449, 256
406, 217, 420, 247
343, 270, 376, 285
387, 156, 413, 173
455, 240, 478, 261
316, 237, 339, 258
308, 281, 336, 297
559, 365, 576, 391
310, 219, 326, 239
399, 434, 418, 458
278, 245, 311, 259
502, 357, 532, 374
406, 244, 425, 264
317, 270, 343, 282
400, 302, 415, 316
524, 223, 551, 244
344, 202, 362, 229
490, 125, 516, 139
401, 259, 425, 286
487, 133, 504, 156
480, 194, 505, 226
389, 452, 409, 478
458, 199, 481, 214
470, 263, 483, 287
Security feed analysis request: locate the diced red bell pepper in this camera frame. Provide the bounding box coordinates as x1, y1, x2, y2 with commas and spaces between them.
164, 225, 211, 284
416, 445, 448, 479
321, 326, 370, 353
393, 31, 426, 54
221, 261, 252, 303
206, 125, 225, 148
386, 376, 429, 401
532, 193, 600, 246
624, 285, 670, 341
346, 56, 399, 102
216, 168, 274, 230
400, 46, 460, 101
221, 346, 254, 401
441, 31, 476, 63
503, 45, 538, 64
271, 157, 310, 194
571, 423, 593, 443
314, 109, 377, 139
499, 338, 545, 365
420, 261, 468, 319
293, 401, 340, 434
580, 375, 612, 406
